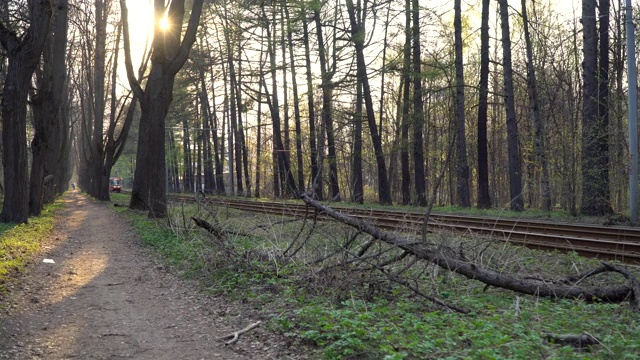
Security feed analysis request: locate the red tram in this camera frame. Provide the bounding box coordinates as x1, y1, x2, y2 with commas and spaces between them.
109, 177, 122, 192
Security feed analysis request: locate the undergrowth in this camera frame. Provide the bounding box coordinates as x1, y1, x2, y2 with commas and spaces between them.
109, 193, 640, 359
0, 200, 64, 299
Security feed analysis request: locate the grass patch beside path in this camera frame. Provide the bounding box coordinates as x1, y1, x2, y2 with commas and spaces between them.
0, 200, 64, 298
109, 193, 640, 359
109, 193, 207, 276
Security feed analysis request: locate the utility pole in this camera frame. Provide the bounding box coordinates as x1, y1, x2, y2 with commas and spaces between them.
627, 0, 639, 223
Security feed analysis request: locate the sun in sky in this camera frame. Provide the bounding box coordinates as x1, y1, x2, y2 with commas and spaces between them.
158, 16, 170, 31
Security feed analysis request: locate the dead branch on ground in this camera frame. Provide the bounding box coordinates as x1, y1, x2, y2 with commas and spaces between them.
543, 332, 599, 351
219, 321, 262, 345
300, 194, 639, 310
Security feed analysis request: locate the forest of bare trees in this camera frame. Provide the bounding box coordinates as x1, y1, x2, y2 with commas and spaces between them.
0, 0, 637, 222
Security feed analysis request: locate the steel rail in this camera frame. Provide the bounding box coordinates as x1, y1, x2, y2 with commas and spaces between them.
166, 194, 640, 265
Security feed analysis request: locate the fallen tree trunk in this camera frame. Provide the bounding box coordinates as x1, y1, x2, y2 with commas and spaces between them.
299, 194, 636, 309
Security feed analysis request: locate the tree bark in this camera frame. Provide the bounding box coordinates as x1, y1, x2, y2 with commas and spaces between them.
412, 0, 426, 207
454, 0, 470, 207
303, 14, 322, 200
498, 0, 524, 211
351, 76, 364, 204
346, 0, 393, 205
314, 6, 340, 201
91, 0, 108, 201
263, 3, 297, 198
29, 0, 68, 216
521, 0, 551, 211
0, 0, 53, 224
476, 0, 491, 209
285, 5, 305, 192
197, 65, 215, 193
400, 0, 412, 205
122, 0, 204, 218
183, 118, 194, 192
581, 0, 612, 215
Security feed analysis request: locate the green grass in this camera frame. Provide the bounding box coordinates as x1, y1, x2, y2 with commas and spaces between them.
0, 200, 65, 297
109, 193, 640, 359
280, 291, 640, 359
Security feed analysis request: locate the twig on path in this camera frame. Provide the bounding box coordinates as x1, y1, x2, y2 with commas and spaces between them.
219, 321, 262, 345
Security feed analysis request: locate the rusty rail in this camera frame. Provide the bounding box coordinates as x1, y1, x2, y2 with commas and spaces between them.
166, 194, 640, 265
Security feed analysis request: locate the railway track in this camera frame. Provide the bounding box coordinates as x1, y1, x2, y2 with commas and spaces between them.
165, 194, 640, 265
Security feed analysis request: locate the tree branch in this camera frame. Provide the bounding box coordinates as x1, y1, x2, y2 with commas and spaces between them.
218, 321, 261, 345
168, 0, 204, 75
300, 194, 635, 307
119, 0, 145, 100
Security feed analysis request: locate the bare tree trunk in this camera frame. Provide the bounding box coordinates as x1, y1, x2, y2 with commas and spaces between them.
378, 5, 390, 138
253, 28, 267, 198
280, 4, 291, 183
92, 0, 109, 201
498, 0, 524, 211
198, 65, 215, 193
476, 0, 491, 209
183, 119, 194, 192
400, 0, 411, 205
236, 49, 251, 196
208, 71, 225, 194
303, 14, 322, 200
346, 0, 392, 205
314, 6, 340, 201
285, 5, 305, 192
412, 0, 426, 207
224, 21, 243, 195
521, 0, 551, 211
168, 131, 179, 191
351, 80, 364, 204
0, 1, 53, 224
122, 0, 204, 218
102, 22, 145, 198
454, 0, 470, 207
581, 0, 611, 215
263, 3, 297, 198
29, 0, 68, 216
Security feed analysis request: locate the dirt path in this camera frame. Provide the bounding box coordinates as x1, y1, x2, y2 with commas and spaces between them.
0, 192, 301, 359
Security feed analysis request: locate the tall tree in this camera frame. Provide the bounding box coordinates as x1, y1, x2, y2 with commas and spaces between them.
412, 0, 426, 207
346, 0, 392, 205
454, 0, 470, 207
400, 0, 412, 205
351, 80, 364, 204
476, 0, 491, 209
122, 0, 205, 218
90, 0, 108, 200
314, 3, 340, 201
0, 0, 53, 224
263, 2, 297, 197
521, 0, 551, 211
302, 12, 322, 199
196, 61, 215, 193
350, 0, 365, 205
581, 0, 611, 215
29, 0, 69, 216
285, 5, 305, 192
498, 0, 524, 211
